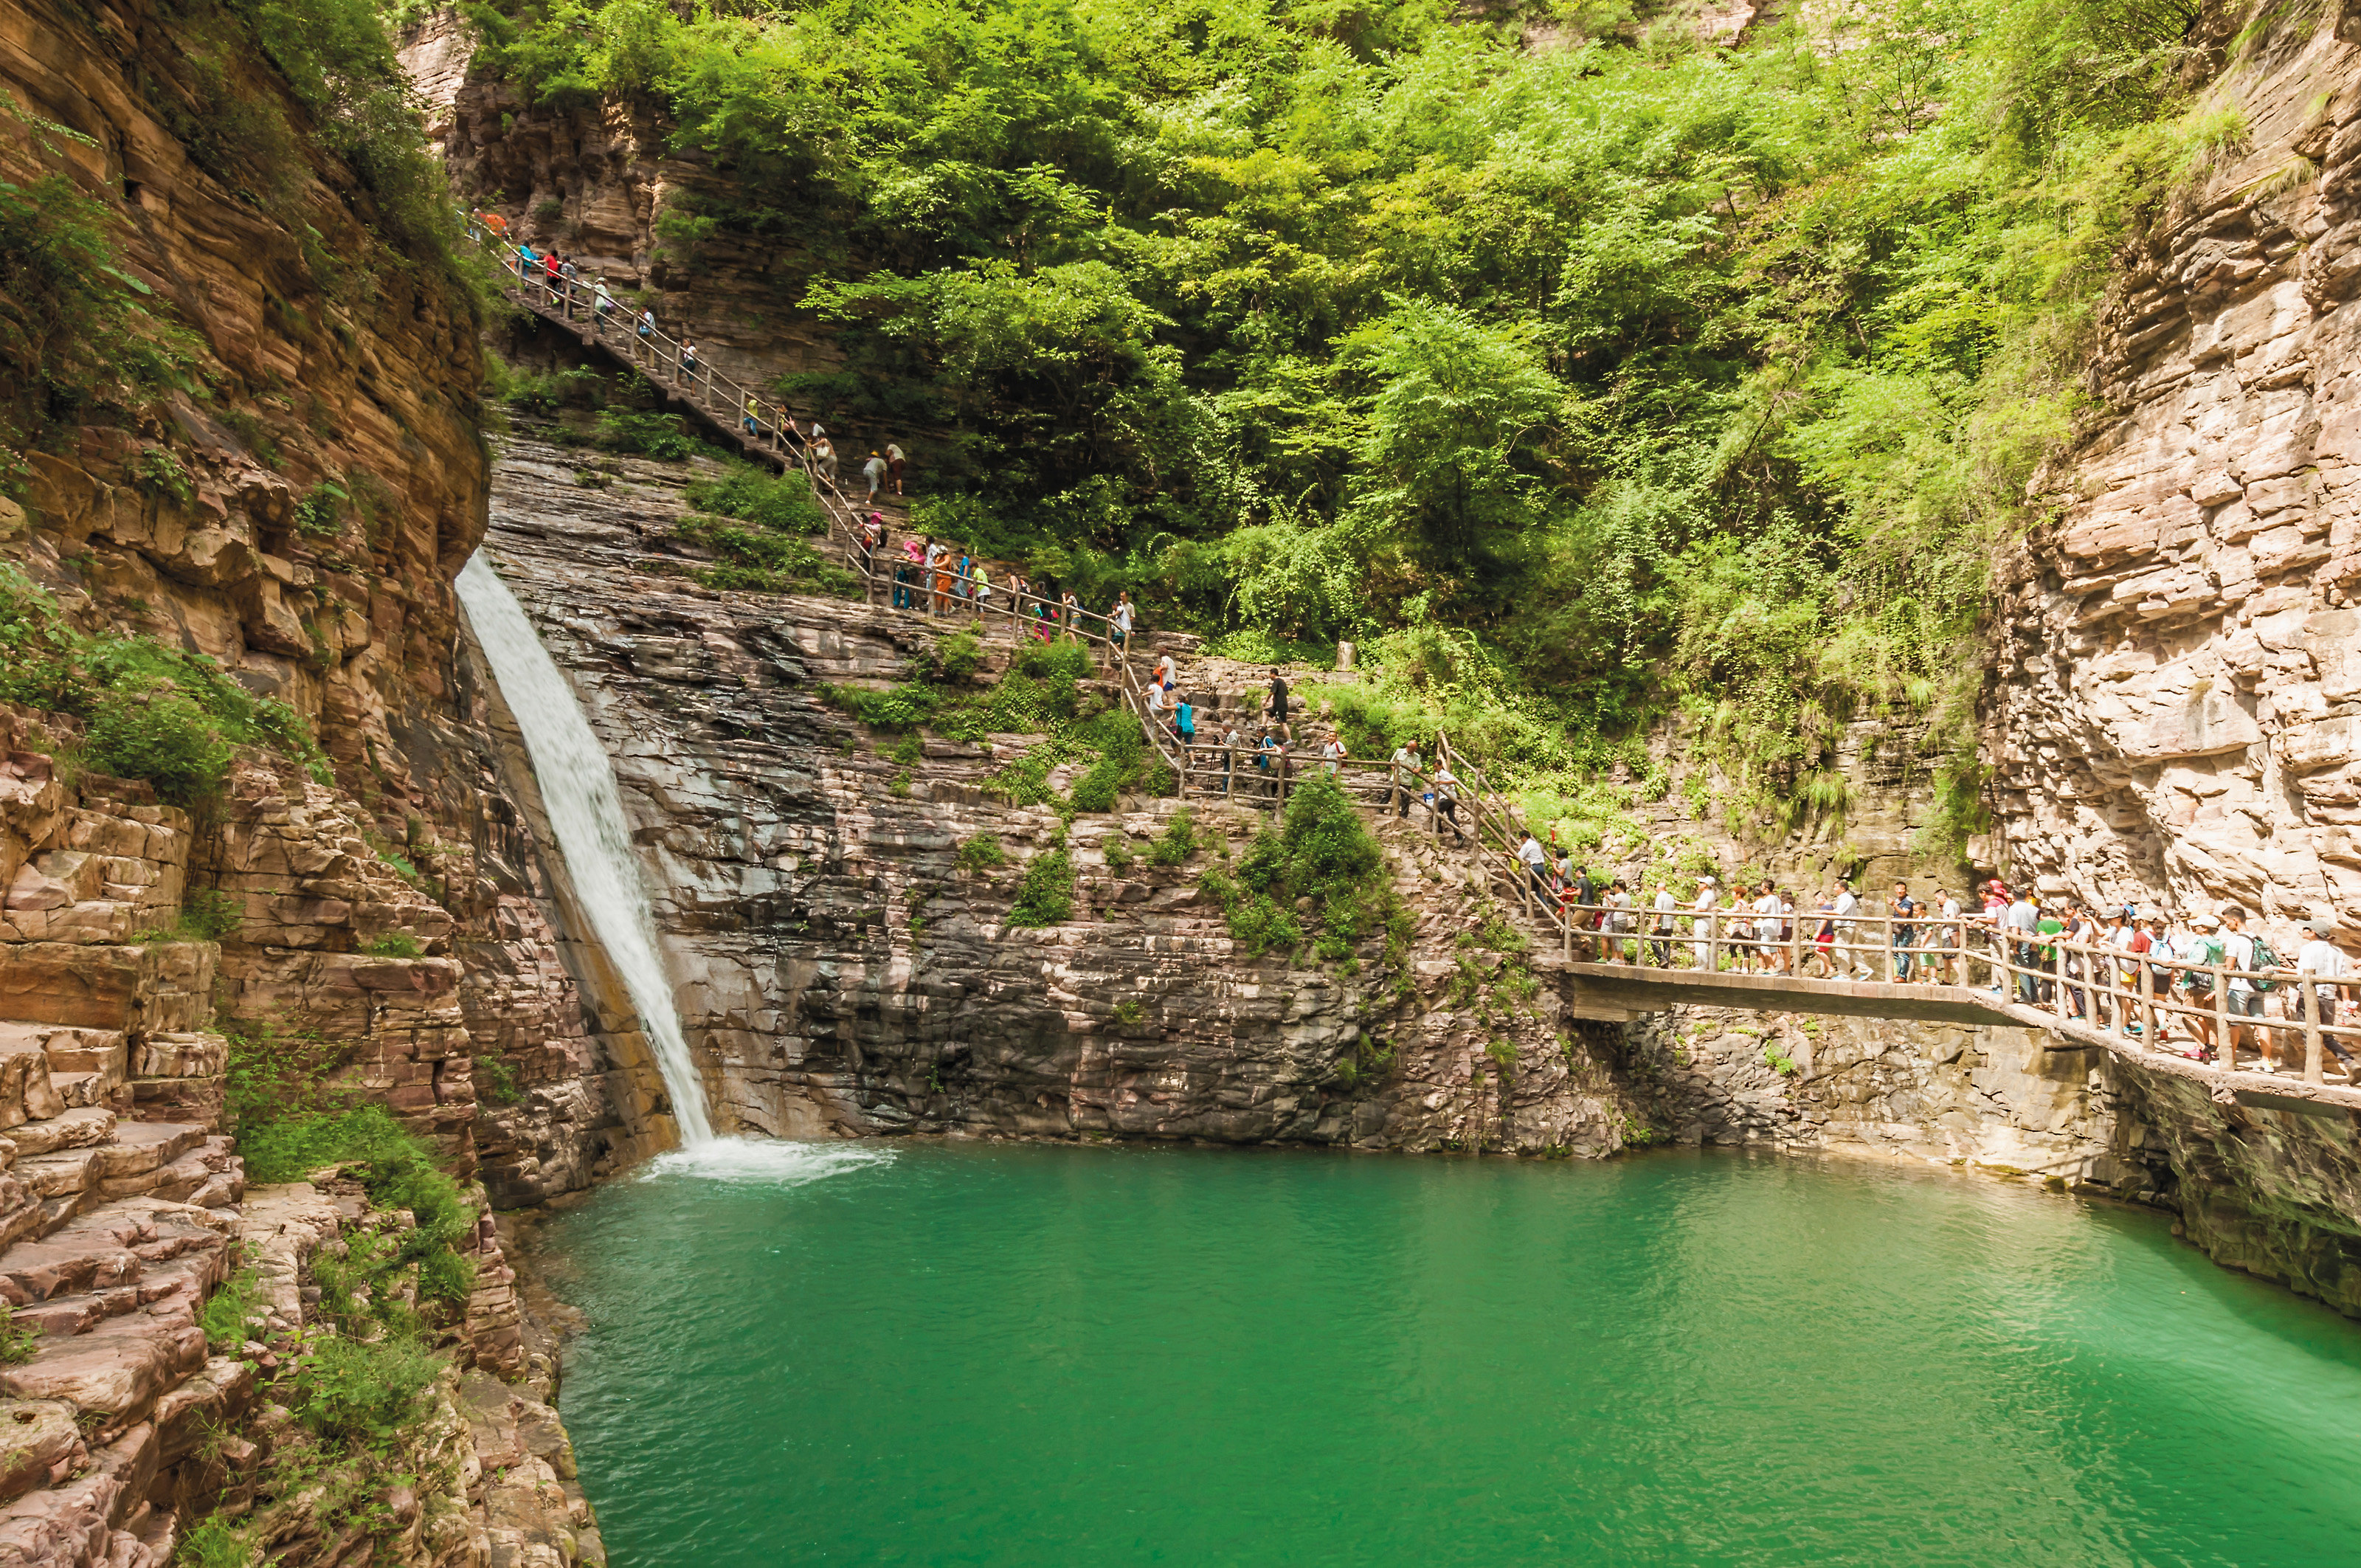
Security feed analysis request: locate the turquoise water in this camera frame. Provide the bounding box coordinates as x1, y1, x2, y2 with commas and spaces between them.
539, 1142, 2361, 1567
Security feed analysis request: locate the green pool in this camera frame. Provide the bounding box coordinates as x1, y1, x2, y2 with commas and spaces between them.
537, 1141, 2361, 1566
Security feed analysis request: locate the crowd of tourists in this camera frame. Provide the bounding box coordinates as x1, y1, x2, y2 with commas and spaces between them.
1507, 857, 2356, 1077
479, 217, 921, 507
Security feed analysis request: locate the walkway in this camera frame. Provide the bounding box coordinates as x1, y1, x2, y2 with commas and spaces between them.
470, 227, 2361, 1113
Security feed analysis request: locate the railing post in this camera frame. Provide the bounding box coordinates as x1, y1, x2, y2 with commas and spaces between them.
1707, 911, 1720, 975
2213, 962, 2232, 1070
2306, 991, 2325, 1084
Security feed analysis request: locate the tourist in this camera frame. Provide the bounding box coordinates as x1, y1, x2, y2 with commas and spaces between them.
893, 535, 921, 609
863, 450, 888, 504
1518, 831, 1549, 899
1747, 888, 1775, 973
2003, 888, 2041, 1004
2104, 906, 2141, 1034
676, 339, 700, 387
1833, 880, 1865, 980
857, 514, 881, 579
1888, 881, 1917, 984
1062, 589, 1082, 645
1389, 739, 1422, 818
1321, 731, 1347, 776
1175, 694, 1196, 754
2174, 913, 2224, 1058
514, 238, 539, 288
543, 248, 564, 308
1146, 680, 1168, 731
1157, 651, 1177, 688
1430, 760, 1464, 843
2284, 922, 2355, 1077
1690, 876, 1719, 970
1220, 719, 1245, 795
1934, 888, 1963, 986
972, 561, 993, 621
559, 253, 578, 317
592, 277, 616, 333
1648, 882, 1678, 968
1605, 880, 1636, 963
2219, 906, 2270, 1067
1112, 592, 1135, 650
1267, 669, 1290, 725
887, 441, 908, 497
1258, 727, 1286, 799
815, 435, 840, 485
637, 305, 657, 364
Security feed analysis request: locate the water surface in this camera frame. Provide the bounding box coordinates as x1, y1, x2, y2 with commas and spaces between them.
541, 1142, 2361, 1566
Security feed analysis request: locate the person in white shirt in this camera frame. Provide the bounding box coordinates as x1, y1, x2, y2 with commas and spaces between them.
1321, 733, 1347, 775
1649, 885, 1678, 968
1833, 882, 1864, 979
2219, 905, 2267, 1068
2292, 920, 2354, 1076
1605, 880, 1636, 963
1145, 682, 1166, 725
1111, 593, 1135, 648
1428, 763, 1462, 843
1690, 877, 1719, 970
1518, 832, 1547, 899
1388, 742, 1422, 818
1937, 891, 1964, 986
1754, 885, 1785, 974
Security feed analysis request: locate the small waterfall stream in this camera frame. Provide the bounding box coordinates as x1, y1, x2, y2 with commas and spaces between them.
456, 551, 716, 1145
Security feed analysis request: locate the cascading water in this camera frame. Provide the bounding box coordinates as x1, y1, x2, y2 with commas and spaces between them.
456, 551, 715, 1145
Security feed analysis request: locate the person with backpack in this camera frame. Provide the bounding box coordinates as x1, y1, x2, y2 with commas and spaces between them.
1890, 881, 1918, 983
677, 339, 700, 387
2172, 913, 2225, 1058
2218, 906, 2273, 1066
637, 306, 657, 364
2289, 919, 2356, 1077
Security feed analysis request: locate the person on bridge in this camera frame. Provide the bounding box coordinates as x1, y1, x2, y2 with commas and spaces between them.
863, 450, 888, 503
1605, 880, 1636, 963
2004, 889, 2041, 1004
1690, 877, 1718, 970
2290, 921, 2354, 1074
2217, 906, 2272, 1068
1754, 884, 1786, 975
2174, 913, 2224, 1057
887, 441, 908, 496
1890, 882, 1918, 982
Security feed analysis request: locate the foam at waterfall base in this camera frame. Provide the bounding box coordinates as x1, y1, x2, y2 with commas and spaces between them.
641, 1139, 896, 1187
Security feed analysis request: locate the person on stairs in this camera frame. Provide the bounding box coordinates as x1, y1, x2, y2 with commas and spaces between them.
1389, 739, 1423, 818
1518, 831, 1548, 899
677, 339, 699, 387
887, 442, 908, 496
863, 450, 888, 504
814, 435, 840, 486
1112, 592, 1135, 650
592, 277, 616, 334
1266, 669, 1289, 725
637, 306, 657, 363
558, 254, 578, 317
1430, 761, 1465, 844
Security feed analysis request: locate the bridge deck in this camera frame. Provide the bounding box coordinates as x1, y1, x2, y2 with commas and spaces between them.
1558, 961, 2361, 1116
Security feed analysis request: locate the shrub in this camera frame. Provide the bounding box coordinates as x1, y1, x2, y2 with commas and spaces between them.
294, 481, 346, 537
1148, 809, 1196, 867
956, 834, 1005, 871
131, 446, 193, 504
0, 1301, 36, 1366
593, 407, 709, 459
1007, 848, 1074, 927
929, 631, 985, 684
1202, 773, 1397, 962
1105, 835, 1135, 872
685, 464, 826, 535
359, 933, 424, 959
173, 1517, 253, 1568
83, 686, 232, 804
198, 1266, 264, 1352
179, 889, 241, 942
293, 1336, 440, 1448
476, 1054, 523, 1106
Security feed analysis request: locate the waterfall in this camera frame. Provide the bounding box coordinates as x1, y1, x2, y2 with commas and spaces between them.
456, 551, 715, 1144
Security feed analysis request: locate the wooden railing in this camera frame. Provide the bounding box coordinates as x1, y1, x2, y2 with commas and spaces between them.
1530, 899, 2355, 1085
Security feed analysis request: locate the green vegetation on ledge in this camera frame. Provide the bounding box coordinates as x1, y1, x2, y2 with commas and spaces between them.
469, 0, 2234, 843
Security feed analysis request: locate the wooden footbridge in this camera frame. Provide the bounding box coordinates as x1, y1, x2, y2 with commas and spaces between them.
472, 227, 2361, 1119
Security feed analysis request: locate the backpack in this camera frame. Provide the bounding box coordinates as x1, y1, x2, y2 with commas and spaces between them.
2248, 935, 2278, 991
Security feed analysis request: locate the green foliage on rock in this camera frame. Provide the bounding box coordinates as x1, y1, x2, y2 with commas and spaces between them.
0, 566, 333, 804
1007, 846, 1075, 927
474, 0, 2235, 830
1200, 773, 1401, 961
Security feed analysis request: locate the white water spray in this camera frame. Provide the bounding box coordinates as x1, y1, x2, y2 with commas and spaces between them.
456, 551, 714, 1144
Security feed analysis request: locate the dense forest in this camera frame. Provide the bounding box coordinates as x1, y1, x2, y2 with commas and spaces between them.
463, 0, 2233, 847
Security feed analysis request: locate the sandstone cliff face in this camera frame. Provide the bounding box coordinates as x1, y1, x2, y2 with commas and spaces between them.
476, 420, 1664, 1155
2, 0, 668, 1195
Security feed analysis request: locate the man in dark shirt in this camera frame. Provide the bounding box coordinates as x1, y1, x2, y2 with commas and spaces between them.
1266, 669, 1289, 725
